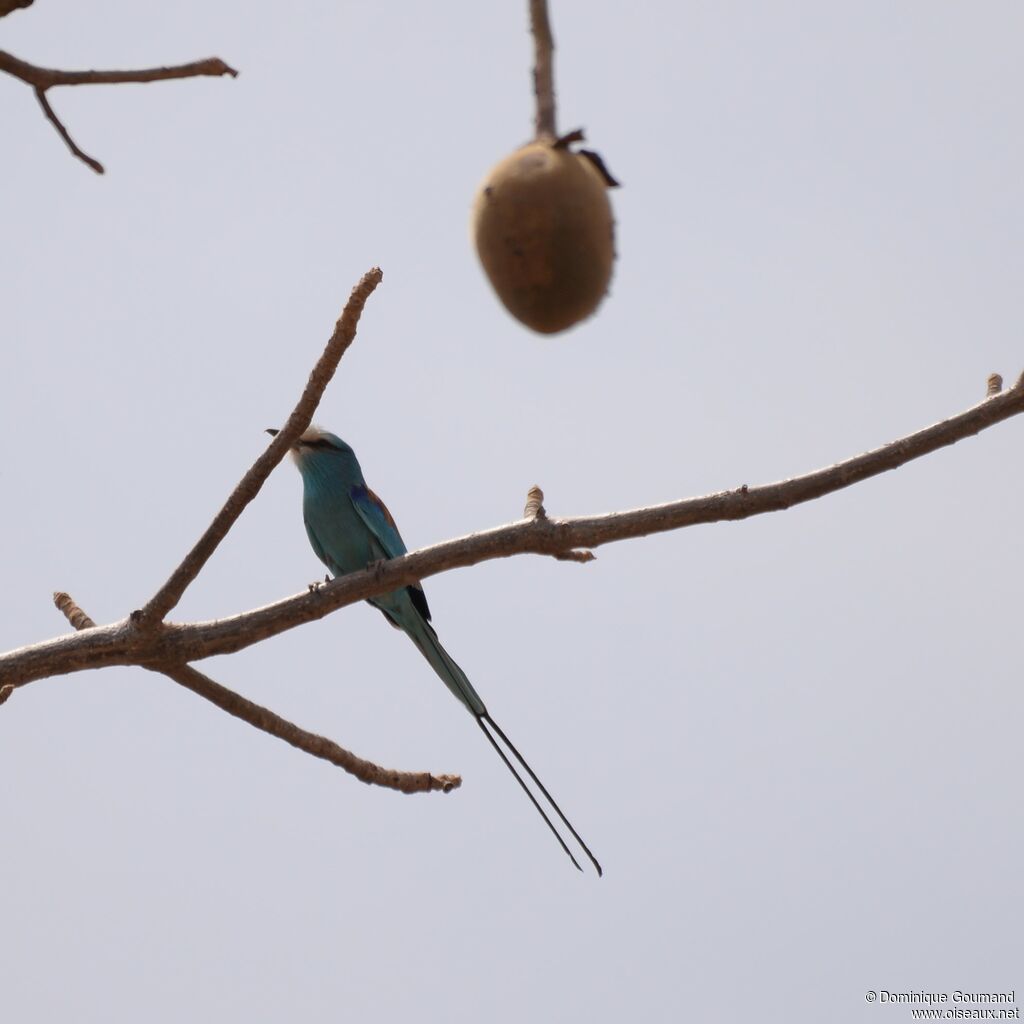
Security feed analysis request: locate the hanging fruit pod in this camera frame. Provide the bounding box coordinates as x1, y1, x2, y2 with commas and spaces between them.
472, 131, 618, 335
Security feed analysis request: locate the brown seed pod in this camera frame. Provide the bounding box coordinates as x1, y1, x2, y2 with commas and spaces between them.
471, 136, 617, 335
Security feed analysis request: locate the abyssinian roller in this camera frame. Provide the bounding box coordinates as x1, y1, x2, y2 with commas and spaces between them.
268, 425, 600, 875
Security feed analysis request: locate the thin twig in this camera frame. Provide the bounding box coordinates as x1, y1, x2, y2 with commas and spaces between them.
5, 371, 1023, 690
138, 267, 384, 625
34, 87, 104, 173
0, 49, 237, 173
529, 0, 557, 139
53, 591, 96, 630
155, 663, 461, 794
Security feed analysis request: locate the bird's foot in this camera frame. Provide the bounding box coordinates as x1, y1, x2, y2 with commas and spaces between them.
366, 558, 387, 582
307, 574, 331, 593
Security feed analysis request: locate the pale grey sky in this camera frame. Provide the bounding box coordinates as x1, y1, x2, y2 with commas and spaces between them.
2, 3, 1022, 1022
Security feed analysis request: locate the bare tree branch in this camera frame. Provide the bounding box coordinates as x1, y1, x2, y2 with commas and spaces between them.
156, 662, 461, 794
0, 49, 237, 173
49, 591, 460, 794
4, 370, 1023, 692
138, 266, 384, 626
529, 0, 557, 139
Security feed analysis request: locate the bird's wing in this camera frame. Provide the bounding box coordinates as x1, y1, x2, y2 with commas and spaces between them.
350, 484, 408, 558
350, 482, 432, 622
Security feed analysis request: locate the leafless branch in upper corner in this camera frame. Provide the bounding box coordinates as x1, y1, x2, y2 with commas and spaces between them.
0, 48, 237, 173
529, 0, 557, 139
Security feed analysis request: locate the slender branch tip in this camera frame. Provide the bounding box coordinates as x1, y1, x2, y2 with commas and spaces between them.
53, 591, 97, 630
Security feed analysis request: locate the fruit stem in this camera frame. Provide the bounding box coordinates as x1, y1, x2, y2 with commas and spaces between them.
530, 0, 557, 140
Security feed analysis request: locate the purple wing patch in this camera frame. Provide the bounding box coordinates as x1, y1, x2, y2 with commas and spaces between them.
365, 486, 399, 532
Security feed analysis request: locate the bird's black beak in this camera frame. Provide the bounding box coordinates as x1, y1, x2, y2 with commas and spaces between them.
265, 428, 279, 437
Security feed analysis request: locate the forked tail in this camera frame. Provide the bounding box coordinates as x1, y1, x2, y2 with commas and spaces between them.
405, 613, 602, 876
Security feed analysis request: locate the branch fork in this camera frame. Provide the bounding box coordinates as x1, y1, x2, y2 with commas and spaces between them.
5, 268, 458, 796
0, 47, 237, 173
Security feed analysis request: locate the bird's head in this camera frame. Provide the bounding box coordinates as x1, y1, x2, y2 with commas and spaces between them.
266, 425, 358, 473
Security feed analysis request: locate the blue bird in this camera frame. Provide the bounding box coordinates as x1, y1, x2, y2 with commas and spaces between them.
268, 425, 600, 875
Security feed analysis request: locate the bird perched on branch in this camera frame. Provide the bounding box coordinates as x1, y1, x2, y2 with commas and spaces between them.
267, 425, 600, 875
